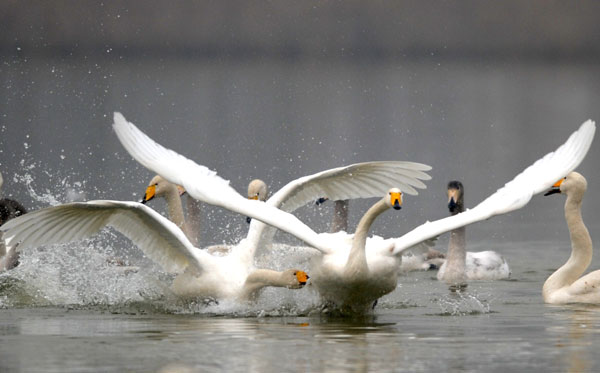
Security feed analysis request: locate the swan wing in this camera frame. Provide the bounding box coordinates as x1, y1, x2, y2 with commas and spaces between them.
391, 119, 596, 255
0, 200, 210, 274
112, 113, 331, 254
269, 161, 432, 212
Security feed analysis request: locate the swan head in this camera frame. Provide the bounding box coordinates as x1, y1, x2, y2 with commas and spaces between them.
386, 188, 403, 210
246, 179, 268, 223
544, 171, 587, 198
281, 269, 310, 289
247, 179, 268, 202
447, 180, 464, 214
141, 175, 185, 204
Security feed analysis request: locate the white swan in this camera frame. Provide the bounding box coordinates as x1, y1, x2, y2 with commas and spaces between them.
437, 180, 510, 289
542, 172, 600, 304
0, 199, 309, 302
104, 113, 595, 311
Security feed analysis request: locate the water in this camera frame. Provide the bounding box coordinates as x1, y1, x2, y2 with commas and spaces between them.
2, 239, 600, 372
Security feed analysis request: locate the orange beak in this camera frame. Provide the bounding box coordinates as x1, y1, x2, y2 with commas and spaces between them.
142, 185, 156, 204
390, 191, 402, 210
296, 271, 309, 285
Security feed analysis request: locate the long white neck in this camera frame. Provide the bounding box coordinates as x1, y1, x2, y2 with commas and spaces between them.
240, 269, 291, 300
543, 191, 593, 298
345, 198, 389, 277
331, 200, 349, 233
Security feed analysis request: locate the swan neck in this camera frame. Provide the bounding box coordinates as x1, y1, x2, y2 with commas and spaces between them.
443, 226, 467, 284
235, 220, 272, 264
346, 199, 389, 275
184, 194, 201, 247
330, 200, 349, 233
543, 192, 593, 297
240, 269, 286, 300
164, 188, 187, 231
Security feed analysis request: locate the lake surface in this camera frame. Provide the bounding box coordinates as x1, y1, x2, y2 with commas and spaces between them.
2, 239, 600, 372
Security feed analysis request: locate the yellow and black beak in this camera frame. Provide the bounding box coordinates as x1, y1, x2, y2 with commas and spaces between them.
296, 271, 309, 286
544, 178, 565, 196
141, 184, 156, 204
390, 191, 402, 210
448, 188, 459, 212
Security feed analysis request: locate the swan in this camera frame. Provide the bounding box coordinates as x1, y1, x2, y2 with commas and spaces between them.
0, 171, 28, 270
542, 172, 600, 304
101, 113, 594, 312
437, 180, 510, 289
0, 199, 310, 302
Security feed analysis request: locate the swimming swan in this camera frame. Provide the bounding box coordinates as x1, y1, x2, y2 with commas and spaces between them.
107, 113, 595, 311
437, 180, 510, 289
0, 199, 309, 302
542, 172, 599, 304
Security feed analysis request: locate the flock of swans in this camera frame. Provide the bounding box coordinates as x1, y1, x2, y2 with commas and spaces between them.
0, 114, 597, 313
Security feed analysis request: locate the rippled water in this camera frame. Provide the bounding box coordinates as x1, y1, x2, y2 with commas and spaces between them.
2, 238, 600, 372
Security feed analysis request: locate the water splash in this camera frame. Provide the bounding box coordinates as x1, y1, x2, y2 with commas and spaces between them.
435, 288, 492, 316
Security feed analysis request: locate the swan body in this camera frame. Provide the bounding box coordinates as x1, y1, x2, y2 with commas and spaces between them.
309, 190, 404, 311
109, 113, 595, 311
0, 200, 308, 302
437, 180, 510, 286
543, 172, 600, 304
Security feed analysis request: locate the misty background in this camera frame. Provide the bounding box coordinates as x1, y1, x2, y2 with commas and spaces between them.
0, 1, 599, 248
